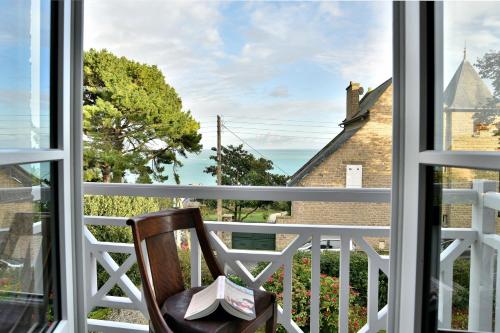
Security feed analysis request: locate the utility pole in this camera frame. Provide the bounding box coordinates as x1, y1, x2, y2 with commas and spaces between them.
217, 115, 222, 221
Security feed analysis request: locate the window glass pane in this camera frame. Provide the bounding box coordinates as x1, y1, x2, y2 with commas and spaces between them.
438, 2, 500, 151
0, 0, 51, 149
0, 162, 58, 331
432, 166, 499, 332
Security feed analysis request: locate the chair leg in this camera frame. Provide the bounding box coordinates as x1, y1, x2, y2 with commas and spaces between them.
265, 304, 277, 333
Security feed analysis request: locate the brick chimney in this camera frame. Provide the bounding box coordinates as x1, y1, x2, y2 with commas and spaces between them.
345, 81, 364, 121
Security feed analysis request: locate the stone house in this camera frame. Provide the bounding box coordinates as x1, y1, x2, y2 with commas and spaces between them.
277, 56, 499, 250
0, 165, 36, 230
441, 55, 500, 229
0, 165, 41, 273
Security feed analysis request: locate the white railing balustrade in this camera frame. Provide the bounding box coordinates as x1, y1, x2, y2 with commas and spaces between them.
81, 181, 498, 333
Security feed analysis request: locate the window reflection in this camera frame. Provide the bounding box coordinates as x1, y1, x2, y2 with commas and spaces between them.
440, 1, 500, 152
0, 0, 51, 149
0, 162, 57, 332
434, 166, 499, 332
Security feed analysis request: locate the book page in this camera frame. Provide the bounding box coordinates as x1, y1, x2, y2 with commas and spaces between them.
184, 277, 221, 320
223, 278, 256, 319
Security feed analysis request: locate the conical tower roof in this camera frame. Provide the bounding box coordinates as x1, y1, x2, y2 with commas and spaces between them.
444, 59, 493, 110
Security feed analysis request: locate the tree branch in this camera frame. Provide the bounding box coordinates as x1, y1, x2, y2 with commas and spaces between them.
240, 206, 260, 222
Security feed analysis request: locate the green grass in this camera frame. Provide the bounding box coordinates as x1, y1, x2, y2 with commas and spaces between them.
202, 208, 282, 222
88, 307, 113, 320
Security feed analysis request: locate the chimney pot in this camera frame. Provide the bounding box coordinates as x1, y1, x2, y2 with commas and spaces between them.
345, 81, 363, 121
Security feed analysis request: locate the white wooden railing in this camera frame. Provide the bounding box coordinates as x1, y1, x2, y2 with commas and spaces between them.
81, 181, 499, 333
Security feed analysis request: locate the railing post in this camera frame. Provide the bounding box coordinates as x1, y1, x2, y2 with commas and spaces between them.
282, 258, 293, 325
310, 234, 321, 333
438, 263, 453, 328
190, 229, 202, 287
85, 228, 98, 314
496, 252, 500, 333
468, 180, 496, 332
339, 236, 351, 333
367, 257, 379, 330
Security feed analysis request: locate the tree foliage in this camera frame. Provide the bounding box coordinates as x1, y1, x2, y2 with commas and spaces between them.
474, 51, 500, 137
204, 144, 289, 221
476, 51, 500, 102
83, 49, 202, 183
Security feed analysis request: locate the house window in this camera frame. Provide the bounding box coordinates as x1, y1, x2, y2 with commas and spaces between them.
346, 165, 362, 188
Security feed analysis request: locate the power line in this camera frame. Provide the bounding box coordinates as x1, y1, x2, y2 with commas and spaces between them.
222, 125, 338, 135
209, 115, 340, 125
222, 120, 337, 128
222, 129, 333, 141
222, 123, 291, 176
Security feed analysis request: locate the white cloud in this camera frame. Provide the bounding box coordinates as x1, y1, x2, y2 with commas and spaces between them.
84, 1, 392, 149
270, 86, 289, 98
443, 2, 500, 87
319, 2, 342, 18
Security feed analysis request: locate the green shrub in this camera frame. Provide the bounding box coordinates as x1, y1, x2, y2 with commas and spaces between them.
297, 251, 388, 308
182, 250, 389, 330
84, 195, 173, 218
452, 308, 468, 330
262, 256, 366, 332
178, 248, 214, 288
84, 195, 173, 296
452, 258, 470, 310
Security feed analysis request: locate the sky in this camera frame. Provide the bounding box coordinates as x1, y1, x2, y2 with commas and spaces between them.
0, 1, 497, 152
444, 2, 500, 86
0, 0, 50, 149
84, 1, 392, 150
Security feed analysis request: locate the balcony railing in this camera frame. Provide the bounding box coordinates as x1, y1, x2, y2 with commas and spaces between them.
82, 181, 500, 333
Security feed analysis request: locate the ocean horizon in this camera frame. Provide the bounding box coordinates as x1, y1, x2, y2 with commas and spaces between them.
157, 149, 319, 185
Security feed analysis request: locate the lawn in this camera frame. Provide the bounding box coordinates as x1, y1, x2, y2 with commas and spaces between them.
201, 208, 283, 222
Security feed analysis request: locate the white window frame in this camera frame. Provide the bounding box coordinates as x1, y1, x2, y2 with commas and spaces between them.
389, 2, 500, 332
0, 1, 82, 332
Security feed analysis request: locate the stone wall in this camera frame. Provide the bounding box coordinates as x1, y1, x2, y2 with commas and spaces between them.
277, 83, 499, 250
276, 85, 393, 250
0, 171, 34, 230
445, 111, 499, 151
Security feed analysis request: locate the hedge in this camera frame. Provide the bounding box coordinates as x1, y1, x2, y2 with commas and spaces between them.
84, 195, 173, 296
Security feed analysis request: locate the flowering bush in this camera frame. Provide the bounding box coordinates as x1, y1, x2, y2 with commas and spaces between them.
452, 308, 468, 330
0, 269, 21, 292
262, 257, 366, 332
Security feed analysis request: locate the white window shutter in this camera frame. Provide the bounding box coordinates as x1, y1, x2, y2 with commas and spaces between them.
346, 165, 362, 188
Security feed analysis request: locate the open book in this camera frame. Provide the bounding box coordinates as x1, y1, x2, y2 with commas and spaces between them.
184, 276, 256, 321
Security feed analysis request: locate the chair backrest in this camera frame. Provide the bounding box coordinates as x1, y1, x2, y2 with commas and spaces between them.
127, 208, 223, 333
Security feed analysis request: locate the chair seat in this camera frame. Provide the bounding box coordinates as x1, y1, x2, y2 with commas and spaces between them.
160, 286, 274, 333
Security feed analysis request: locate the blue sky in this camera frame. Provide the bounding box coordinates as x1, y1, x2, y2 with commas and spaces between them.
1, 2, 498, 152
1, 1, 499, 151
85, 1, 392, 149
0, 0, 50, 149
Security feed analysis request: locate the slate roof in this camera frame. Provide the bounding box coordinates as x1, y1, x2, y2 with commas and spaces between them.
444, 59, 493, 110
288, 78, 392, 186
0, 165, 35, 186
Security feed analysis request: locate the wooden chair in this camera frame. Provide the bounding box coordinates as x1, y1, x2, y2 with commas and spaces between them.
127, 208, 277, 333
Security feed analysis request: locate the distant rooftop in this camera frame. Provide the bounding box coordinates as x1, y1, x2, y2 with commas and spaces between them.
444, 58, 493, 110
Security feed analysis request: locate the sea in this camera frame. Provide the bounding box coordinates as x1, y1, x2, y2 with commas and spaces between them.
158, 149, 318, 185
